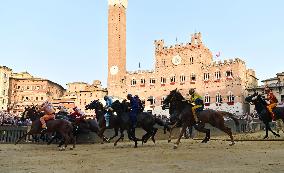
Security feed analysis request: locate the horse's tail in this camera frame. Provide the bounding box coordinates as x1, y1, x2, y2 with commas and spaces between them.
218, 111, 240, 132
154, 117, 171, 134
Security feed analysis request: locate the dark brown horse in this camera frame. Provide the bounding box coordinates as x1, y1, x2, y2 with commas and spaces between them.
162, 89, 239, 149
15, 106, 75, 150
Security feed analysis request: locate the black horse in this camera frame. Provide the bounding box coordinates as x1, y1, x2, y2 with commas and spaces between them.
86, 99, 170, 148
245, 91, 284, 139
162, 89, 240, 148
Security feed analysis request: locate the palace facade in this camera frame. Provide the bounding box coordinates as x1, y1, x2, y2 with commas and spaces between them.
8, 72, 65, 113
107, 0, 258, 115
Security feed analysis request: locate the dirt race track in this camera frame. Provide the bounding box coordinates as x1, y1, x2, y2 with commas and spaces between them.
1, 132, 284, 173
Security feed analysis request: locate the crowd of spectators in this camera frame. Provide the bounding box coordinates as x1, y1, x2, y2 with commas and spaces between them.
0, 111, 31, 126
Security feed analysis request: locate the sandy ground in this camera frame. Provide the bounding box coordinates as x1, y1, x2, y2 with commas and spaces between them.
1, 132, 284, 173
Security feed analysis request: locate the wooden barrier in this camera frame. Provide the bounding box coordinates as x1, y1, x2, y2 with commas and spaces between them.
0, 126, 28, 143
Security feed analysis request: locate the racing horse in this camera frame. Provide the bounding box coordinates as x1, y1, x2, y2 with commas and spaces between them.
15, 106, 75, 150
245, 91, 284, 138
162, 89, 240, 149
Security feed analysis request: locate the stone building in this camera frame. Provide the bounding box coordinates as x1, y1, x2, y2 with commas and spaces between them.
107, 0, 257, 115
8, 72, 65, 113
247, 72, 284, 113
54, 80, 107, 116
0, 66, 12, 110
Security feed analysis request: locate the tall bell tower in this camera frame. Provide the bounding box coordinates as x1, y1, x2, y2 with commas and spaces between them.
107, 0, 128, 98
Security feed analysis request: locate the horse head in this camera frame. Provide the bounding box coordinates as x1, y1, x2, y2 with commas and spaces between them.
245, 91, 259, 104
23, 106, 41, 121
162, 89, 185, 109
85, 100, 99, 110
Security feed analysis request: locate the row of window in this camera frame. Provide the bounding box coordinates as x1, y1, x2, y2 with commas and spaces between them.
151, 92, 235, 105
130, 70, 233, 86
204, 93, 235, 103
15, 85, 43, 90
22, 96, 45, 101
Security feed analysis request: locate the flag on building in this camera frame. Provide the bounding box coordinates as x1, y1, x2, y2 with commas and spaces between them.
216, 51, 221, 58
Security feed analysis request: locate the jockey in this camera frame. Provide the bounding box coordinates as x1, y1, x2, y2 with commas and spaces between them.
39, 101, 56, 132
188, 88, 204, 123
70, 106, 85, 125
264, 87, 278, 120
127, 94, 139, 139
104, 95, 113, 127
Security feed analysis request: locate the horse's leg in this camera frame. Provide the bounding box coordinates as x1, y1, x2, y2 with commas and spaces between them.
218, 124, 235, 146
151, 128, 158, 144
267, 123, 280, 137
108, 127, 119, 141
194, 123, 210, 143
174, 123, 187, 149
264, 122, 269, 139
168, 122, 178, 143
69, 132, 76, 150
114, 129, 124, 147
47, 135, 56, 145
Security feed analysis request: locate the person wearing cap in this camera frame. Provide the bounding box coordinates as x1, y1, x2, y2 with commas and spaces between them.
264, 87, 278, 120
39, 101, 56, 132
188, 88, 204, 123
104, 95, 113, 127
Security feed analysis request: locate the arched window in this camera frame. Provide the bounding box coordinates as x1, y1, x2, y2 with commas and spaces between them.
227, 91, 235, 105
170, 75, 176, 84
180, 74, 186, 83
161, 77, 166, 84
226, 70, 233, 79
204, 94, 210, 104
216, 93, 222, 104
150, 77, 156, 85
215, 71, 221, 80
140, 78, 145, 85
131, 78, 136, 86
204, 73, 210, 81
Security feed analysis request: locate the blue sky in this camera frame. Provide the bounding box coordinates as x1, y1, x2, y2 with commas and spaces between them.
0, 0, 283, 88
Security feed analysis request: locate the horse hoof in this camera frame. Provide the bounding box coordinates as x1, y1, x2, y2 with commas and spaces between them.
229, 142, 235, 146
114, 143, 117, 147
263, 136, 268, 139
134, 146, 138, 148
275, 134, 281, 137
70, 147, 74, 150
168, 139, 171, 143
173, 144, 178, 149
59, 147, 66, 151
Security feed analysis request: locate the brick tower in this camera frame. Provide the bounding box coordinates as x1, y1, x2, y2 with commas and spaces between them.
107, 0, 128, 98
